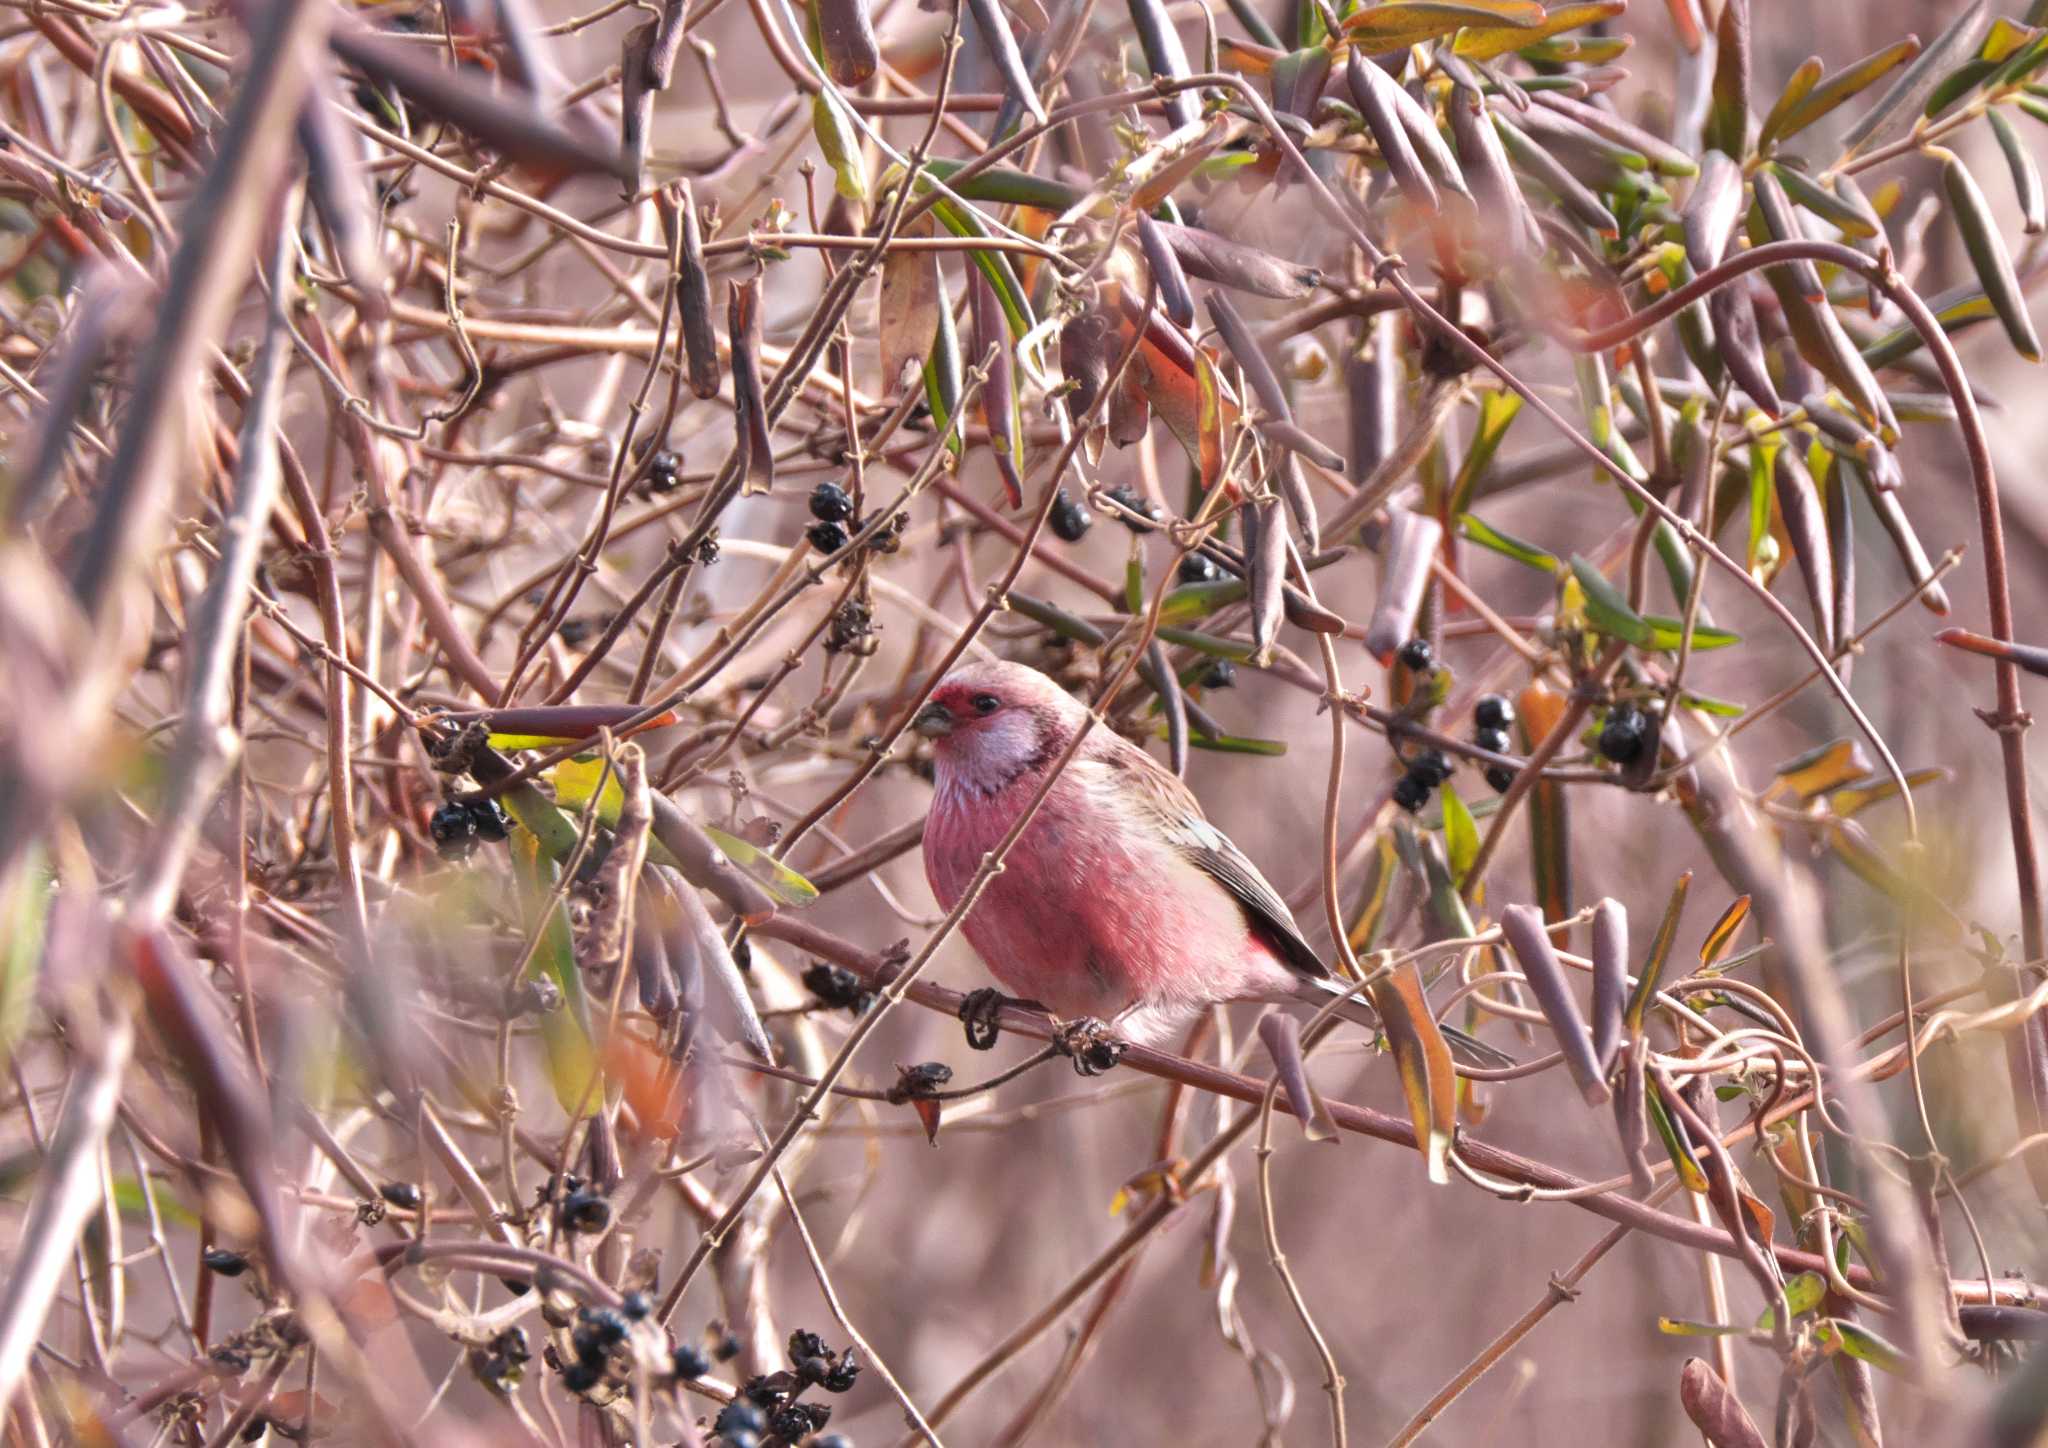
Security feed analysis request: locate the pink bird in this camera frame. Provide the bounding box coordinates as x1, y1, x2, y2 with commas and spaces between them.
915, 658, 1381, 1048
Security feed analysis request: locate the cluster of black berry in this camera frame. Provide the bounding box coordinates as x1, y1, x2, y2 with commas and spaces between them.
560, 1303, 632, 1396
1392, 747, 1453, 813
1598, 700, 1652, 764
429, 797, 509, 861
1049, 488, 1092, 541
642, 449, 683, 495
1104, 483, 1165, 533
474, 1324, 530, 1391
802, 961, 874, 1015
1473, 693, 1517, 795
804, 481, 869, 555
709, 1330, 860, 1447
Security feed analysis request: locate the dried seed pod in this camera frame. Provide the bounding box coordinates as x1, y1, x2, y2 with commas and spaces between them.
1492, 109, 1618, 238
813, 0, 880, 87
1364, 508, 1441, 664
1774, 440, 1837, 653
965, 0, 1047, 125
1989, 108, 2045, 235
1826, 453, 1856, 686
969, 269, 1024, 507
1109, 369, 1151, 446
1589, 898, 1627, 1077
1134, 213, 1195, 329
1347, 312, 1400, 484
1499, 903, 1610, 1107
1749, 169, 1896, 436
1348, 52, 1438, 212
1060, 310, 1112, 422
1154, 222, 1321, 299
674, 182, 720, 399
1851, 459, 1949, 614
1707, 282, 1782, 416
728, 277, 774, 493
1126, 0, 1197, 129
1205, 291, 1288, 418
1532, 90, 1699, 177
1244, 495, 1287, 664
1449, 84, 1540, 259
1277, 453, 1319, 557
1940, 146, 2043, 360
1389, 75, 1468, 198
1682, 149, 1745, 273
1677, 1358, 1768, 1448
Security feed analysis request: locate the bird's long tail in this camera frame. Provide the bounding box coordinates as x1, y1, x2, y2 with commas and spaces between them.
1287, 976, 1518, 1070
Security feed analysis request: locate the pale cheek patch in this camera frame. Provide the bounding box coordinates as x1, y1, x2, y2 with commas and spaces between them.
952, 712, 1044, 792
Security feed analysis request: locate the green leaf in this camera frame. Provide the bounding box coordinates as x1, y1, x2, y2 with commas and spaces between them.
1658, 1316, 1746, 1337
1757, 55, 1823, 151
702, 823, 821, 906
1459, 512, 1559, 572
1860, 283, 1996, 368
1626, 870, 1691, 1035
1345, 1, 1544, 52
1755, 1271, 1829, 1330
1641, 614, 1741, 652
923, 281, 964, 456
1924, 57, 2000, 119
811, 91, 866, 201
907, 157, 1086, 212
1448, 390, 1524, 514
1939, 147, 2043, 360
1840, 2, 1987, 156
1182, 730, 1289, 756
1569, 555, 1653, 647
1452, 1, 1624, 61
1646, 1083, 1710, 1192
1680, 690, 1747, 718
1441, 783, 1480, 886
510, 834, 594, 1109
1769, 162, 1880, 238
1817, 1319, 1912, 1376
1767, 39, 1920, 145
1747, 434, 1779, 574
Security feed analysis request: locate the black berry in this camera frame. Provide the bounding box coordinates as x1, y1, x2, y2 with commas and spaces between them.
1105, 484, 1163, 533
714, 1400, 767, 1438
429, 802, 479, 860
1201, 660, 1237, 690
1392, 774, 1430, 813
807, 520, 848, 554
579, 1306, 629, 1347
812, 1437, 855, 1448
493, 1327, 531, 1364
1410, 748, 1452, 786
646, 450, 682, 494
203, 1249, 249, 1277
1474, 693, 1514, 731
1487, 767, 1517, 798
721, 1433, 761, 1448
713, 1331, 743, 1361
824, 1352, 860, 1393
1473, 726, 1511, 756
561, 1361, 602, 1394
674, 1345, 711, 1379
377, 1181, 422, 1211
620, 1292, 651, 1321
1178, 552, 1224, 584
561, 1190, 611, 1233
1049, 489, 1093, 542
468, 798, 510, 842
1598, 704, 1649, 765
571, 1329, 606, 1367
1397, 638, 1434, 673
809, 481, 854, 522
803, 962, 872, 1014
241, 1418, 268, 1442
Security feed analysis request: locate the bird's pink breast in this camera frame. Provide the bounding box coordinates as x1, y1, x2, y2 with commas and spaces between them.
924, 769, 1289, 1031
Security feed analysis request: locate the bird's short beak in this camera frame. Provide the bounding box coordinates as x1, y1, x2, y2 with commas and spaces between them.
913, 702, 954, 738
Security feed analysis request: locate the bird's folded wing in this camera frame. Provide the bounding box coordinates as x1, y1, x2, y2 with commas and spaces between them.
1083, 744, 1330, 981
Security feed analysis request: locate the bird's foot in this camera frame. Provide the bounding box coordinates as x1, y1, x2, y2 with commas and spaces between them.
1051, 1017, 1126, 1076
958, 988, 1011, 1051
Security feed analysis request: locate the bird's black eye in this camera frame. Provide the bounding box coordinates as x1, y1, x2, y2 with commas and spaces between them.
971, 694, 1001, 715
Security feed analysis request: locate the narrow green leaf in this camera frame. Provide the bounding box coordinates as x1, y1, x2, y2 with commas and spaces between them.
1659, 1316, 1747, 1338
1647, 1084, 1711, 1192
1840, 2, 1986, 156
1569, 555, 1654, 647
1452, 1, 1624, 61
1345, 0, 1544, 52
1459, 512, 1560, 573
1184, 730, 1289, 756
1755, 1271, 1829, 1330
1939, 147, 2043, 360
1990, 107, 2046, 234
1769, 162, 1879, 238
702, 822, 820, 906
1860, 283, 1997, 368
1758, 55, 1824, 151
1625, 870, 1691, 1035
1441, 783, 1480, 886
1706, 0, 1751, 158
1770, 38, 1920, 143
1818, 1319, 1912, 1376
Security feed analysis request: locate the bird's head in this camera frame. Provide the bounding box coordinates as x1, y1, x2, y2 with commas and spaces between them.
913, 661, 1083, 790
